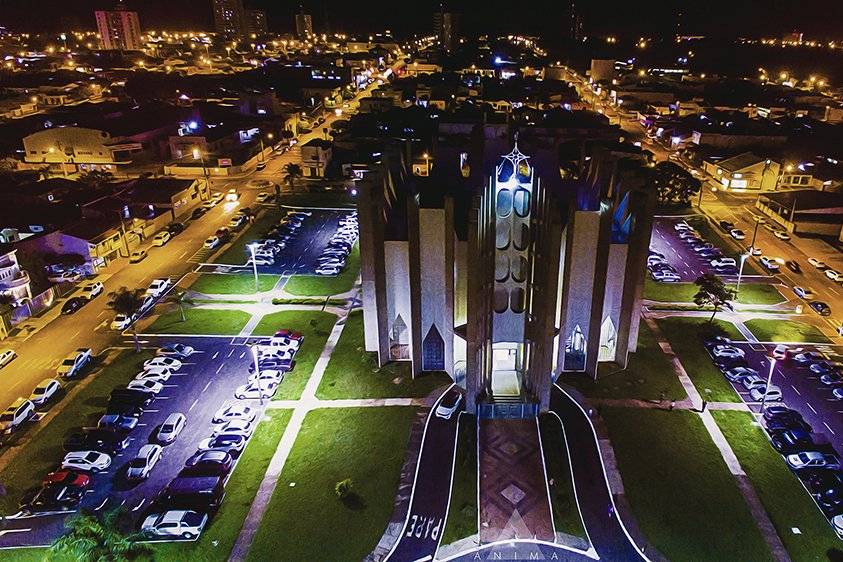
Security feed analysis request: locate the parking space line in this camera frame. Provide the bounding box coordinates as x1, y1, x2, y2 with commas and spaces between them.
203, 380, 212, 393
824, 422, 836, 435
94, 498, 108, 510
188, 398, 199, 412
212, 352, 219, 360
808, 403, 818, 414
132, 499, 146, 512
227, 349, 234, 358
791, 385, 801, 396
216, 364, 224, 374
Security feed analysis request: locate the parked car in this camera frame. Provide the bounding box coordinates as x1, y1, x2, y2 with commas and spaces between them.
772, 344, 790, 360
724, 367, 759, 383
785, 260, 801, 273
315, 264, 342, 276
746, 246, 762, 256
826, 269, 843, 281
42, 469, 90, 489
0, 349, 15, 368
20, 484, 84, 514
0, 398, 35, 433
256, 191, 272, 203
212, 402, 256, 424
211, 418, 255, 438
197, 434, 247, 457
109, 389, 155, 408
48, 270, 83, 284
651, 270, 681, 282
181, 450, 234, 477
135, 367, 173, 383
157, 343, 194, 358
29, 378, 62, 406
152, 232, 171, 247
146, 279, 172, 298
144, 357, 182, 370
97, 414, 139, 432
774, 230, 791, 240
191, 207, 207, 220
730, 229, 746, 240
225, 188, 239, 202
749, 385, 782, 402
711, 257, 737, 268
793, 286, 814, 299
61, 450, 112, 472
766, 415, 811, 433
129, 249, 148, 263
234, 381, 279, 400
166, 223, 186, 236
808, 257, 827, 269
155, 413, 186, 444
204, 236, 221, 249
126, 444, 163, 481
63, 429, 129, 455
794, 351, 826, 364
809, 301, 832, 316
759, 256, 780, 271
80, 282, 104, 300
61, 297, 87, 315
111, 314, 133, 330
158, 476, 226, 511
56, 348, 92, 379
770, 429, 815, 453
763, 405, 803, 423
141, 510, 208, 540
127, 379, 164, 394
711, 345, 745, 360
786, 451, 841, 470
435, 393, 463, 419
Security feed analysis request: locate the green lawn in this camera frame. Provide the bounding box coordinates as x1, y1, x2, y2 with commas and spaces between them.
441, 414, 478, 546
251, 310, 336, 400
145, 308, 251, 335
744, 319, 832, 344
538, 415, 587, 541
655, 317, 744, 402
0, 350, 154, 515
153, 409, 291, 562
644, 278, 783, 305
283, 243, 360, 297
602, 407, 771, 561
246, 407, 416, 562
712, 410, 841, 562
190, 273, 280, 295
213, 209, 283, 265
0, 549, 46, 561
317, 310, 451, 400
568, 322, 686, 401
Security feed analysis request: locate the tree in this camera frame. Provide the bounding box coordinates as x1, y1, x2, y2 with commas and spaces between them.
47, 509, 151, 562
164, 290, 194, 322
107, 287, 146, 352
282, 163, 303, 188
77, 169, 114, 187
335, 478, 354, 499
650, 161, 701, 206
693, 274, 736, 323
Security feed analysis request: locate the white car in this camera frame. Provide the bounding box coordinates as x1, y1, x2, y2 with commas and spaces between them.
826, 269, 843, 281
127, 379, 164, 394
749, 385, 782, 402
0, 349, 16, 368
793, 286, 814, 299
773, 231, 791, 240
204, 236, 221, 249
146, 279, 171, 298
152, 232, 171, 247
256, 191, 271, 203
29, 378, 62, 406
759, 256, 780, 271
711, 257, 737, 268
729, 229, 746, 240
225, 188, 239, 202
134, 367, 173, 383
210, 191, 225, 204
144, 357, 182, 371
80, 282, 104, 300
435, 393, 463, 419
248, 256, 274, 266
141, 510, 208, 540
674, 222, 692, 231
264, 336, 301, 350
155, 413, 186, 444
315, 264, 342, 275
57, 348, 92, 379
62, 450, 111, 472
256, 347, 295, 361
746, 246, 762, 256
111, 314, 132, 330
808, 257, 827, 269
712, 345, 745, 360
234, 381, 279, 400
157, 343, 194, 358
211, 418, 255, 438
833, 514, 843, 538
786, 451, 841, 470
248, 370, 285, 386
739, 375, 767, 390
126, 444, 163, 481
651, 270, 680, 282
213, 402, 257, 424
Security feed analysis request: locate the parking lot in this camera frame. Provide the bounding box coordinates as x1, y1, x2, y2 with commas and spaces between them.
704, 337, 843, 531
0, 334, 289, 547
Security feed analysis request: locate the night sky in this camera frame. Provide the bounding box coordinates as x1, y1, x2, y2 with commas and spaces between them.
1, 0, 842, 39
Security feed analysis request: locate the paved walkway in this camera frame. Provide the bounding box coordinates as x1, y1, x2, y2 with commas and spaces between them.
643, 315, 791, 562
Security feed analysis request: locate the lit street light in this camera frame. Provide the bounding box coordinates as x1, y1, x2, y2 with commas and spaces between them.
250, 344, 263, 406
736, 253, 749, 294
192, 147, 210, 200
247, 243, 260, 293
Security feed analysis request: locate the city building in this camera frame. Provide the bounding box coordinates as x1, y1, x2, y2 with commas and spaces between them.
212, 0, 247, 37
357, 131, 655, 416
245, 9, 268, 35
0, 245, 32, 306
433, 5, 458, 51
94, 0, 143, 51
756, 190, 843, 238
701, 152, 780, 191
300, 139, 332, 177
295, 8, 313, 38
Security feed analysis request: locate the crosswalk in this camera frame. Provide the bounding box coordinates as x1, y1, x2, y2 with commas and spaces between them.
188, 247, 217, 264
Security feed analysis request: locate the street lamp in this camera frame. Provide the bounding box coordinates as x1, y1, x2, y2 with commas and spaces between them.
736, 253, 749, 294
762, 357, 777, 412
247, 243, 260, 293
250, 344, 264, 406
258, 132, 273, 163
192, 147, 210, 200
748, 216, 764, 252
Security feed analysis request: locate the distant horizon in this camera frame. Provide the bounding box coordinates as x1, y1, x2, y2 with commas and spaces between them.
2, 0, 842, 40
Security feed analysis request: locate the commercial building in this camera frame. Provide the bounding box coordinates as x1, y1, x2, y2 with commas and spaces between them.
94, 0, 143, 51
701, 152, 780, 191
295, 9, 313, 38
245, 9, 268, 35
756, 190, 843, 238
357, 131, 655, 417
212, 0, 246, 37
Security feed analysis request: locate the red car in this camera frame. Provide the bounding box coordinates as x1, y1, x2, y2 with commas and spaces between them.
274, 329, 303, 341
43, 469, 91, 489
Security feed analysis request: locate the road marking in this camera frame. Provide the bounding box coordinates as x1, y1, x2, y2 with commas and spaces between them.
808, 403, 818, 414
94, 498, 109, 511
216, 364, 224, 374
132, 499, 146, 512
239, 351, 246, 359
203, 380, 212, 393
188, 398, 199, 412
227, 349, 234, 358
790, 385, 801, 396
156, 396, 170, 400
0, 529, 31, 537
212, 351, 219, 360
136, 423, 147, 427
142, 409, 159, 414
824, 422, 836, 435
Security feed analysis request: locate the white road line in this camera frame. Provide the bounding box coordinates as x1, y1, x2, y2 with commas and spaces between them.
212, 351, 219, 360
808, 403, 818, 414
0, 529, 31, 537
188, 398, 199, 412
203, 380, 212, 393
227, 349, 234, 358
239, 351, 246, 359
216, 364, 224, 374
94, 498, 109, 511
790, 385, 801, 396
136, 423, 147, 427
824, 422, 836, 435
132, 499, 146, 512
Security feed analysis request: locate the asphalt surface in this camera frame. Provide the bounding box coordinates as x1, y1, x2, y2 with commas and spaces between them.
385, 388, 459, 562
0, 335, 279, 547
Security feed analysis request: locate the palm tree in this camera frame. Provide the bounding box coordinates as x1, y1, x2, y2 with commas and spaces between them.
77, 169, 114, 187
47, 509, 151, 562
282, 162, 303, 188
165, 290, 194, 322
107, 287, 146, 352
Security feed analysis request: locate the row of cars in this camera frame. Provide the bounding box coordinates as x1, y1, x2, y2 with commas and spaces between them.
16, 344, 194, 515
316, 212, 358, 276
143, 328, 305, 540
704, 337, 843, 535
674, 220, 742, 275
110, 278, 174, 331
245, 210, 312, 267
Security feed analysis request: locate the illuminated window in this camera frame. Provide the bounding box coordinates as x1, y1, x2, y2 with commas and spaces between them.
513, 188, 530, 217
513, 223, 529, 250
495, 222, 510, 249
496, 188, 512, 217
